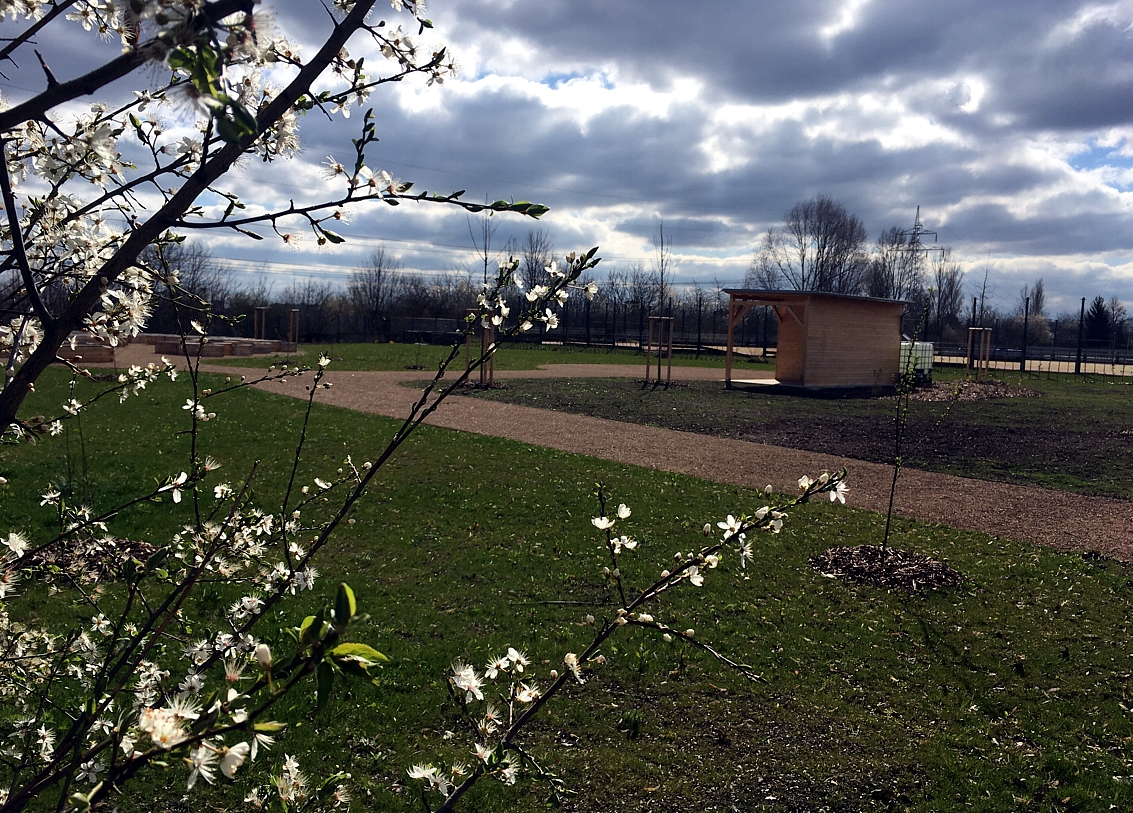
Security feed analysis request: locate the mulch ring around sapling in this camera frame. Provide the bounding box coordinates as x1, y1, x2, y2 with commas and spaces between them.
809, 545, 964, 592
25, 536, 159, 583
459, 381, 509, 390
909, 379, 1039, 402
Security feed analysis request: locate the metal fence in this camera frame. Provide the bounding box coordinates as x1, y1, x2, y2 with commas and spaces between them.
934, 343, 1133, 377
372, 300, 778, 355
198, 295, 1133, 379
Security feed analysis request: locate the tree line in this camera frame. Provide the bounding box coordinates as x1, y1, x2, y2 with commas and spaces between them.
148, 206, 1129, 352
745, 195, 1130, 350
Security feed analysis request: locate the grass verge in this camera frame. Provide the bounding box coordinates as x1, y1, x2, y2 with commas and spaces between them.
206, 340, 773, 372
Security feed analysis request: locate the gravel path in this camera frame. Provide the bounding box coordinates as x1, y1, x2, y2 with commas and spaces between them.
111, 345, 1133, 561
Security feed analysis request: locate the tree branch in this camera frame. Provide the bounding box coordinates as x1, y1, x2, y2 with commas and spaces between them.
0, 135, 51, 326
0, 0, 252, 134
0, 0, 382, 428
0, 1, 78, 67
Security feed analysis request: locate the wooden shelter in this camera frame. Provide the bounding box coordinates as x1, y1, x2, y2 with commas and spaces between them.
724, 290, 907, 391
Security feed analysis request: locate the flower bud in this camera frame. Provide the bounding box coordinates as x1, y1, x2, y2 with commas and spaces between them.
702, 523, 712, 536
660, 569, 670, 578
684, 629, 695, 638
255, 643, 272, 671
662, 633, 673, 643
584, 614, 595, 625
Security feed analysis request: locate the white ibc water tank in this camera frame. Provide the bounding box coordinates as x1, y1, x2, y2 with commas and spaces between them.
900, 341, 934, 385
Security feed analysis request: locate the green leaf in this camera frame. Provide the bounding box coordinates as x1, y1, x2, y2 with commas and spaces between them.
299, 610, 324, 647
216, 115, 242, 144
198, 44, 220, 76
166, 47, 194, 72
330, 642, 387, 662
331, 642, 387, 677
335, 582, 356, 625
198, 94, 227, 114
230, 102, 258, 136
316, 661, 334, 711
144, 546, 169, 573
253, 721, 287, 733
320, 229, 345, 244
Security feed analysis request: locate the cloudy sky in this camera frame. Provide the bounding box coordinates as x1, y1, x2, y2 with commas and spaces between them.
9, 0, 1133, 315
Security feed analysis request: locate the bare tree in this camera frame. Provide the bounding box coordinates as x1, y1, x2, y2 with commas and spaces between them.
626, 262, 657, 312
930, 248, 964, 340
652, 221, 673, 311
282, 279, 341, 341
745, 229, 782, 289
518, 229, 554, 291
467, 209, 500, 286
865, 226, 923, 300
603, 266, 630, 306
147, 242, 234, 305
348, 244, 403, 336
1110, 296, 1128, 349
230, 271, 275, 311
764, 196, 869, 293
1031, 278, 1046, 318
429, 271, 478, 318
141, 242, 234, 333
972, 256, 995, 326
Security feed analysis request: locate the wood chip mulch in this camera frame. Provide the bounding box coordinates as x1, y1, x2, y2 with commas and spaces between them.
24, 537, 159, 584
809, 544, 964, 592
908, 380, 1039, 402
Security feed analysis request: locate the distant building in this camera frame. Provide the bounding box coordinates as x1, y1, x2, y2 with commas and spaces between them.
724, 290, 907, 391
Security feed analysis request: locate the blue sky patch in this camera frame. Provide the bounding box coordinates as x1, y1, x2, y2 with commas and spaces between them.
1069, 139, 1133, 172
540, 71, 610, 90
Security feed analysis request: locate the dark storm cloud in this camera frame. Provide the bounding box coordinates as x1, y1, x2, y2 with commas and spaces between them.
445, 0, 1133, 132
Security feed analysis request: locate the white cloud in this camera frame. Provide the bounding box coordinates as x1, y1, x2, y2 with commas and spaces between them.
1044, 1, 1133, 48
819, 0, 873, 43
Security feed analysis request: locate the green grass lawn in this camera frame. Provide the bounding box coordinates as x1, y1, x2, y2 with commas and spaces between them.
3, 368, 1133, 811
206, 340, 774, 372
463, 369, 1133, 499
